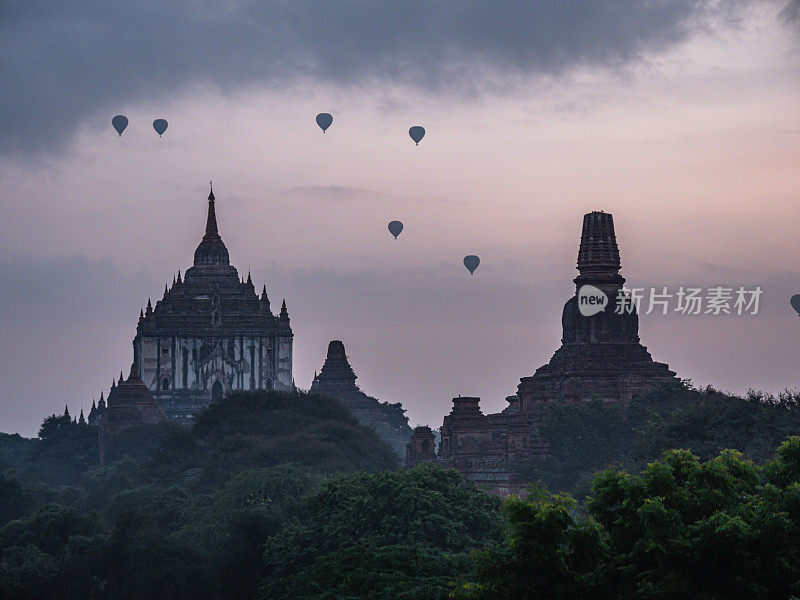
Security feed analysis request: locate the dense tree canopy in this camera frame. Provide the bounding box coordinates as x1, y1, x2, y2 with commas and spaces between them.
260, 465, 501, 600
2, 386, 800, 599
525, 381, 800, 496
457, 438, 800, 600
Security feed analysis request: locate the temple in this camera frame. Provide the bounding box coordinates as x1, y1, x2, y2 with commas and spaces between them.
517, 211, 676, 409
311, 340, 412, 456
408, 211, 678, 494
98, 362, 168, 461
128, 184, 294, 422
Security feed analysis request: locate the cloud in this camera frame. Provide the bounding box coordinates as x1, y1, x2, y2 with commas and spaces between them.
0, 0, 762, 158
781, 0, 800, 22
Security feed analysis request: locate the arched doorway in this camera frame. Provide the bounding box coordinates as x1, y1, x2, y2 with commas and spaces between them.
211, 380, 223, 402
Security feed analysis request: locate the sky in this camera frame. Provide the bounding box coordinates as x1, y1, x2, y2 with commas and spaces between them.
1, 0, 799, 436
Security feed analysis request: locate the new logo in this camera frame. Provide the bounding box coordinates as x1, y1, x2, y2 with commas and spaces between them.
577, 285, 608, 316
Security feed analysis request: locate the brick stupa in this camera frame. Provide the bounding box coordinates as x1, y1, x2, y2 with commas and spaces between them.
516, 211, 677, 409
311, 340, 412, 456
98, 362, 168, 460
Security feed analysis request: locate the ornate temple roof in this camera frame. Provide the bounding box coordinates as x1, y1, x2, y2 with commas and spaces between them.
191, 184, 231, 271
136, 184, 290, 336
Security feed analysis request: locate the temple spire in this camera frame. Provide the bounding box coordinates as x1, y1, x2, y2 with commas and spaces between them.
575, 211, 624, 288
310, 340, 357, 393
577, 211, 620, 275
205, 181, 219, 239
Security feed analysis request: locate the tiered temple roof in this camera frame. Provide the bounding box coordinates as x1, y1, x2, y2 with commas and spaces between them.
311, 340, 357, 394
136, 185, 290, 338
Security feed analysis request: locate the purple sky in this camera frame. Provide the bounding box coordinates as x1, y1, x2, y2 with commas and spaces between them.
1, 1, 799, 435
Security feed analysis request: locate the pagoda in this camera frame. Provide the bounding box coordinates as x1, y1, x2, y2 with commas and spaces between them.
98, 362, 167, 460
409, 211, 679, 495
311, 340, 412, 456
516, 211, 677, 410
132, 184, 293, 422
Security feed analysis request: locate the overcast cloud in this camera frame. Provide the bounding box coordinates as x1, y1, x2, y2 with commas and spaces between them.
2, 0, 785, 156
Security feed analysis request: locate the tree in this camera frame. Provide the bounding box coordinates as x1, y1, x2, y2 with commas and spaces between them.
260, 464, 501, 600
457, 439, 800, 600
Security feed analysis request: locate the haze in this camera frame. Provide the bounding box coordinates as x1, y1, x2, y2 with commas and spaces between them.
1, 0, 799, 435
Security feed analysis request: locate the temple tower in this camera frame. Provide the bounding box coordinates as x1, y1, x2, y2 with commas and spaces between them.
310, 340, 359, 399
132, 185, 293, 422
98, 362, 168, 460
311, 340, 412, 457
516, 211, 676, 410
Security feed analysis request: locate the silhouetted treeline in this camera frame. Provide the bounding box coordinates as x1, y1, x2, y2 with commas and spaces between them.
522, 381, 800, 496
1, 387, 800, 599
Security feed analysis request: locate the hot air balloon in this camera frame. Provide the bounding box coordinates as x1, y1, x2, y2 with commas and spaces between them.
388, 220, 403, 239
316, 113, 333, 133
791, 295, 800, 315
408, 126, 425, 145
112, 115, 128, 136
153, 118, 168, 136
463, 255, 480, 275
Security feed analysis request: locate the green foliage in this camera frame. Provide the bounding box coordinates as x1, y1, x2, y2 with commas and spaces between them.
524, 382, 800, 496
457, 441, 800, 600
0, 417, 99, 487
260, 464, 502, 600
0, 390, 405, 599
377, 400, 414, 436
100, 421, 177, 464
179, 465, 322, 600
0, 474, 33, 526
147, 391, 399, 490
6, 388, 800, 599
